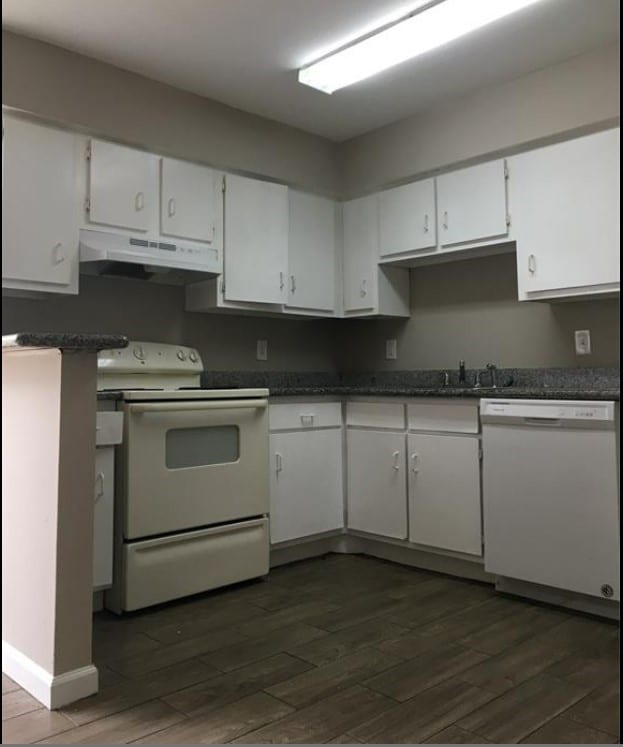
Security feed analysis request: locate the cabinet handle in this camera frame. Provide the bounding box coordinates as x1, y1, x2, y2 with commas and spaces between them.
300, 414, 314, 426
360, 279, 368, 297
290, 275, 296, 293
528, 254, 537, 275
168, 197, 176, 217
135, 191, 145, 211
410, 453, 420, 474
423, 214, 429, 233
442, 211, 448, 230
392, 450, 401, 471
51, 242, 65, 265
275, 452, 283, 474
95, 472, 105, 502
279, 272, 285, 291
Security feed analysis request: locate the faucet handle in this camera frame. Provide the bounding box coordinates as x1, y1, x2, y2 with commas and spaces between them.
486, 362, 497, 370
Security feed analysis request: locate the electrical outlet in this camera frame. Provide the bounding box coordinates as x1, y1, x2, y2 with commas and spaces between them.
574, 330, 591, 355
385, 339, 397, 360
256, 339, 268, 361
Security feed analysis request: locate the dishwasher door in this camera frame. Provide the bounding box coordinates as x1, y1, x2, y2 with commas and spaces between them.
481, 399, 619, 601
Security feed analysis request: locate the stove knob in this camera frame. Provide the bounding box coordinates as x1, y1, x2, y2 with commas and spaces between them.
177, 350, 186, 361
133, 345, 145, 361
189, 350, 198, 363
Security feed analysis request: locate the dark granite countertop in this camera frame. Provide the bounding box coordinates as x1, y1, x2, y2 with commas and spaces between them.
2, 333, 128, 352
200, 368, 620, 402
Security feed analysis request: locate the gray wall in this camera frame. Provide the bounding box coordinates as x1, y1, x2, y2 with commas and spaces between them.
336, 254, 620, 371
2, 276, 338, 371
2, 33, 620, 373
339, 43, 620, 196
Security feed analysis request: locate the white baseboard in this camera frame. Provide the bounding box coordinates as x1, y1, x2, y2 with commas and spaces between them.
2, 641, 98, 709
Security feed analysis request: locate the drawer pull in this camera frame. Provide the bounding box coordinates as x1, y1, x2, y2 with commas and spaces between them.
300, 414, 315, 426
95, 472, 105, 501
410, 453, 420, 474
392, 450, 401, 471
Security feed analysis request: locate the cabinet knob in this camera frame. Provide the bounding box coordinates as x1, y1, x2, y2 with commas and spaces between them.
51, 242, 65, 265
95, 472, 105, 501
528, 254, 537, 275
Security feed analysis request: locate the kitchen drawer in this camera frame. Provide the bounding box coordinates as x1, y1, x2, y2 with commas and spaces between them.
269, 402, 342, 431
96, 411, 124, 445
122, 518, 269, 611
407, 400, 479, 434
346, 402, 405, 430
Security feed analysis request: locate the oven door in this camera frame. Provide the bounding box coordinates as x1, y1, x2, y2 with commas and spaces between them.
121, 398, 269, 539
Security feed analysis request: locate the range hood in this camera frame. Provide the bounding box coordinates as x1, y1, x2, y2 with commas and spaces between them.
79, 229, 220, 285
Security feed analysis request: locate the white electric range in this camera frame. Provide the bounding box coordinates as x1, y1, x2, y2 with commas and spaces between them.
97, 341, 270, 613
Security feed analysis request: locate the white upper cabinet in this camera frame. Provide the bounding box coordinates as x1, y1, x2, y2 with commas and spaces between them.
379, 179, 436, 258
342, 195, 378, 312
160, 158, 217, 244
88, 139, 159, 232
223, 174, 288, 305
287, 190, 336, 313
2, 116, 82, 294
510, 128, 620, 301
437, 160, 509, 247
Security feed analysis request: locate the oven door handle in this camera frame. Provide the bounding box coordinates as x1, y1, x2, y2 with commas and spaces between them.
128, 399, 268, 413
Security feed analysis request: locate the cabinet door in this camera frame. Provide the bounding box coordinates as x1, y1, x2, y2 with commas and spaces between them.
346, 429, 407, 539
2, 117, 80, 288
223, 174, 288, 304
287, 191, 336, 312
342, 195, 378, 312
437, 160, 508, 247
88, 139, 158, 232
511, 128, 620, 299
408, 434, 481, 556
379, 179, 436, 257
93, 447, 115, 589
161, 158, 217, 243
270, 429, 344, 544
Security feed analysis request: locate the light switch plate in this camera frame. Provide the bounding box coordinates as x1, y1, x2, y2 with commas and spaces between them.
385, 339, 398, 360
256, 339, 268, 361
574, 330, 591, 355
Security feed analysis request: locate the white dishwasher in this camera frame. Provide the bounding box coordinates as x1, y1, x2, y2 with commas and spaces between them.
481, 399, 619, 602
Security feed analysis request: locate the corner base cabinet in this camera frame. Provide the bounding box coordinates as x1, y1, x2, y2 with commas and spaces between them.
346, 428, 407, 540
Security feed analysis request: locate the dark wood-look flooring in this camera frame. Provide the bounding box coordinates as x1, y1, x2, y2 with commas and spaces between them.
2, 554, 620, 744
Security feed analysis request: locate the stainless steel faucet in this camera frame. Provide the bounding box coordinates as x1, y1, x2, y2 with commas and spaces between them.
442, 371, 450, 387
458, 360, 466, 384
486, 363, 498, 388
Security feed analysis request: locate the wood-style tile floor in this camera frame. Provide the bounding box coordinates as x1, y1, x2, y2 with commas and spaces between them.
2, 554, 620, 744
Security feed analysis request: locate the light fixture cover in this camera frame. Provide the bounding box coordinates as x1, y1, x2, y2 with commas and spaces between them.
298, 0, 545, 94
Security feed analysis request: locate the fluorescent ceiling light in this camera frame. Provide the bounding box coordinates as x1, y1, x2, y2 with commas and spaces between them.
298, 0, 545, 94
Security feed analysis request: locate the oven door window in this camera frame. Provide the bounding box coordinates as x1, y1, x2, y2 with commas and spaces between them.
166, 425, 240, 469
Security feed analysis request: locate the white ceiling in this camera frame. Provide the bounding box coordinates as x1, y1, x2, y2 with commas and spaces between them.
2, 0, 620, 141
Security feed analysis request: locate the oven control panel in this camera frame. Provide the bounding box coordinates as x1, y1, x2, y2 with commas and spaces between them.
98, 341, 203, 374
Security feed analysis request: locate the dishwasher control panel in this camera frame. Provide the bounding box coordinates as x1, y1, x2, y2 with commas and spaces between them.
480, 399, 616, 423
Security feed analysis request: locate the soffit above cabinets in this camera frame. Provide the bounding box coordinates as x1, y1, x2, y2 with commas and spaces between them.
2, 0, 620, 141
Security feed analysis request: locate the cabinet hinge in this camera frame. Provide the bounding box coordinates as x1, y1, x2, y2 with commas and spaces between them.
85, 197, 91, 212
504, 161, 509, 180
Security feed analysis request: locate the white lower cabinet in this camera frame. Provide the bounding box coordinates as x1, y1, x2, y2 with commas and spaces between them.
408, 433, 482, 556
269, 404, 343, 544
346, 429, 407, 540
